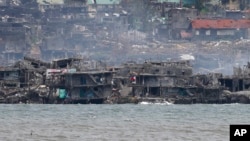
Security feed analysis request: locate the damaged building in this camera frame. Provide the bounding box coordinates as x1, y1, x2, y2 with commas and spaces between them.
219, 62, 250, 92
62, 71, 113, 104
43, 57, 113, 104
114, 60, 229, 104
1, 56, 250, 104
129, 60, 193, 97
0, 68, 20, 88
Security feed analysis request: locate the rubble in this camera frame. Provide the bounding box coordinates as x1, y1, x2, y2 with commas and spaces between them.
0, 56, 250, 104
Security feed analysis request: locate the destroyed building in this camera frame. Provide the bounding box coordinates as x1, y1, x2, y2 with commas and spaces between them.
42, 57, 112, 104
219, 62, 250, 92
112, 59, 227, 104
116, 60, 193, 97
62, 71, 113, 104
1, 0, 250, 104
0, 68, 20, 88
1, 56, 250, 104
102, 60, 194, 103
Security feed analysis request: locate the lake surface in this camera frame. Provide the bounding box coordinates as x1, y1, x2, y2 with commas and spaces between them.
0, 104, 249, 141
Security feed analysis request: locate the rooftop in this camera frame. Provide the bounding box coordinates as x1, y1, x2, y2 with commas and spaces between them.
191, 19, 250, 29
87, 0, 121, 5
37, 0, 64, 5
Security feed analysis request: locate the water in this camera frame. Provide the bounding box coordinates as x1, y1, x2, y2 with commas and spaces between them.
0, 104, 250, 141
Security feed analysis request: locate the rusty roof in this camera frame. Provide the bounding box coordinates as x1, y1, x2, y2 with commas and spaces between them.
191, 19, 250, 29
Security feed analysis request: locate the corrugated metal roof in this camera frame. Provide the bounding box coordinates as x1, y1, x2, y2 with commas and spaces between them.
87, 0, 121, 5
191, 19, 250, 29
157, 0, 195, 5
37, 0, 64, 5
182, 0, 195, 5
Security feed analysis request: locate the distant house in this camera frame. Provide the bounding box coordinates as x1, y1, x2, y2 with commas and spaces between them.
225, 10, 244, 19
37, 0, 64, 11
37, 0, 64, 5
156, 0, 181, 4
87, 0, 121, 5
87, 0, 122, 15
190, 19, 250, 40
87, 0, 121, 10
87, 0, 122, 14
164, 8, 197, 39
151, 0, 195, 7
150, 0, 181, 8
226, 0, 240, 10
87, 0, 128, 38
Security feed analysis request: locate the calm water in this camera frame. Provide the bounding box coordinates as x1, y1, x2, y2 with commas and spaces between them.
0, 104, 249, 141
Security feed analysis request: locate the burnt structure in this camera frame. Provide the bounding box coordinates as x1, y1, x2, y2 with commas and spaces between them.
126, 60, 193, 97
63, 71, 113, 104
1, 57, 250, 104
0, 68, 20, 88
115, 60, 224, 104
44, 58, 113, 104
219, 62, 250, 92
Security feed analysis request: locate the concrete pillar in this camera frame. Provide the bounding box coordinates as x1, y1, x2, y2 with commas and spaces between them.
242, 79, 245, 91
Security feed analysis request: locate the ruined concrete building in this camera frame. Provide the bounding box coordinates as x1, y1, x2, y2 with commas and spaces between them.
219, 62, 250, 92
115, 60, 193, 97
63, 71, 113, 103
1, 56, 250, 104
0, 67, 20, 88
111, 59, 228, 104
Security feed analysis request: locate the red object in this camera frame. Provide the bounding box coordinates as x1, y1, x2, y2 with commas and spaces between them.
130, 76, 136, 81
191, 19, 250, 29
